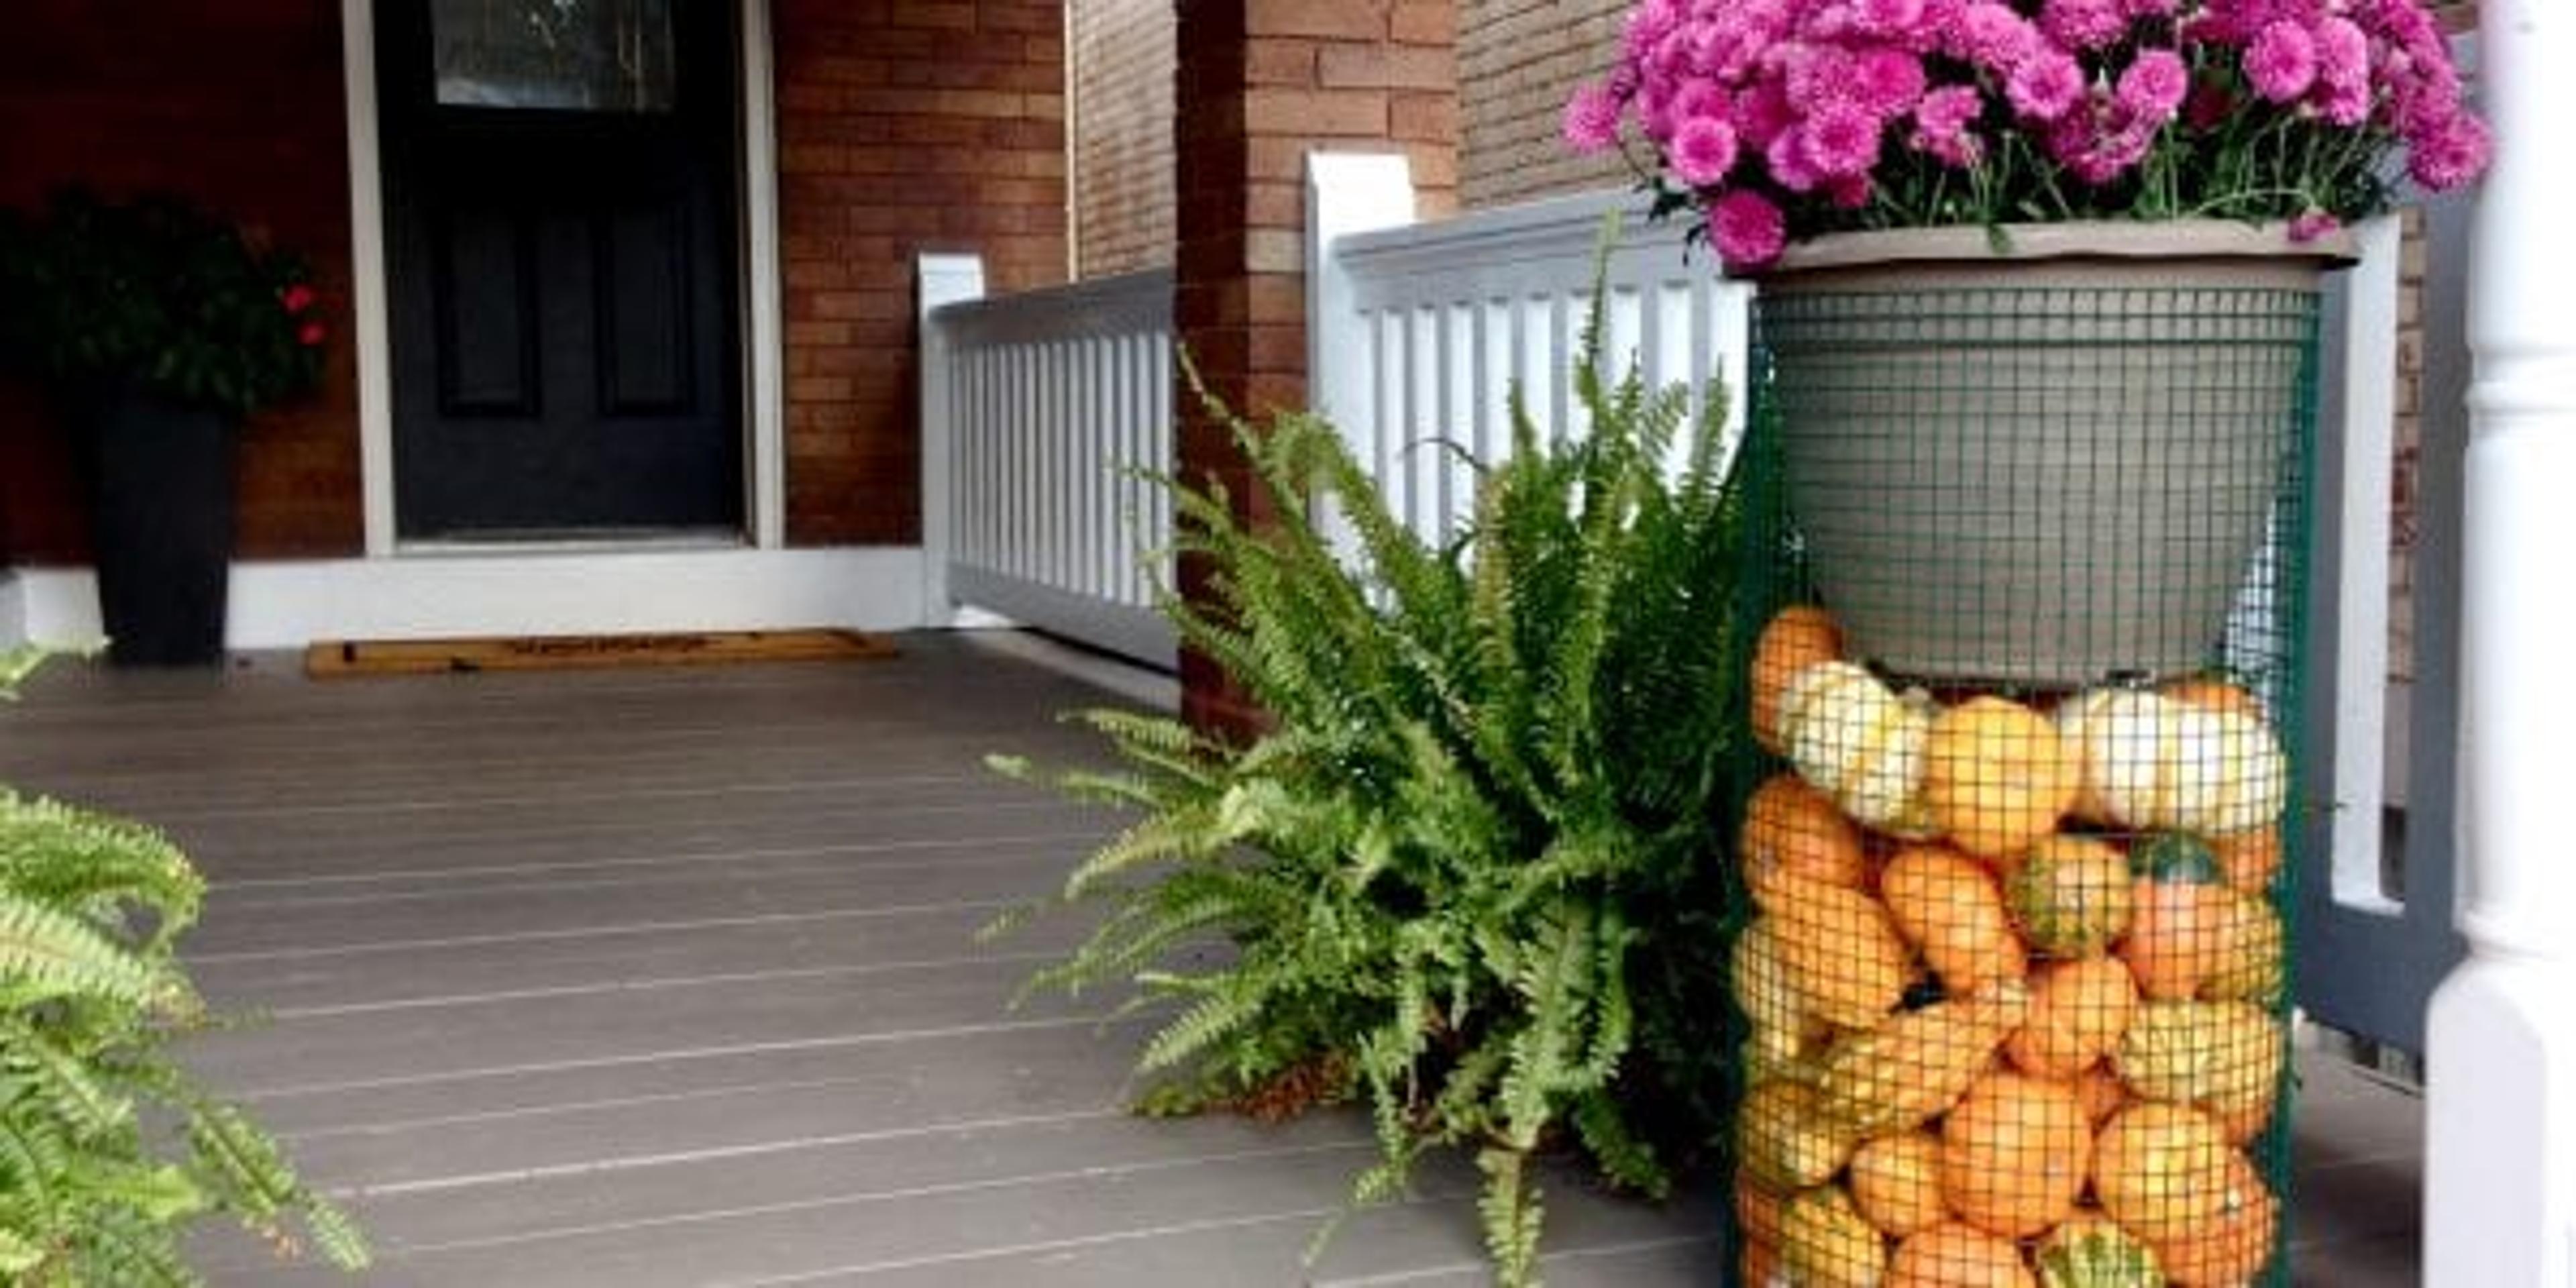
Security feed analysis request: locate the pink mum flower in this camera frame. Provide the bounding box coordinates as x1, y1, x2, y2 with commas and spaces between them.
1669, 114, 1743, 184
1562, 83, 1626, 154
1802, 99, 1886, 176
1909, 83, 1987, 166
2006, 51, 2087, 120
1710, 189, 1789, 267
2114, 48, 2190, 123
2407, 112, 2491, 191
1766, 127, 1826, 191
1852, 46, 1930, 117
2288, 210, 2344, 241
2245, 21, 2320, 103
1733, 80, 1799, 149
1855, 0, 1927, 38
1946, 2, 2042, 70
2041, 0, 2130, 50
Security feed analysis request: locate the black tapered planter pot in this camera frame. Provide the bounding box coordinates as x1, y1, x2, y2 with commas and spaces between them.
70, 385, 236, 667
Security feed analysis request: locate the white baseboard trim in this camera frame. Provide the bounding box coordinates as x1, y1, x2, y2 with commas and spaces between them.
9, 547, 930, 650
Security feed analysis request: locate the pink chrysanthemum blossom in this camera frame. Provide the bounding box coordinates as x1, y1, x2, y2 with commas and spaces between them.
1622, 0, 1682, 62
1668, 115, 1743, 184
1825, 174, 1874, 209
1851, 46, 1930, 117
1909, 83, 1988, 166
2121, 0, 2178, 17
2006, 51, 2088, 120
1766, 127, 1826, 191
1781, 43, 1857, 111
2114, 48, 2191, 123
1562, 84, 1627, 154
2408, 112, 2491, 191
1733, 79, 1799, 149
2041, 0, 2131, 50
1802, 99, 1887, 176
2245, 20, 2320, 103
1710, 189, 1788, 266
2288, 210, 2344, 241
1945, 2, 2042, 70
1855, 0, 1927, 38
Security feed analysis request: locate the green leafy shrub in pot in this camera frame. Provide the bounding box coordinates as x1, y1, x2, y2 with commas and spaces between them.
0, 189, 326, 417
0, 647, 367, 1283
990, 302, 1750, 1285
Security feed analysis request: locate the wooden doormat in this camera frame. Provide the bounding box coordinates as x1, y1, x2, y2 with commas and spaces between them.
305, 629, 898, 678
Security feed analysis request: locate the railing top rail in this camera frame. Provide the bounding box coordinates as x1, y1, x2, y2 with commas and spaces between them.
930, 266, 1174, 349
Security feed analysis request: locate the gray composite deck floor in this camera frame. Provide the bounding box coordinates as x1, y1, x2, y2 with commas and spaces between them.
0, 631, 2421, 1286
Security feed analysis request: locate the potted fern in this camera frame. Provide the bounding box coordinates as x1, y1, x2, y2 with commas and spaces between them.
1566, 0, 2487, 684
0, 191, 328, 665
994, 303, 1750, 1285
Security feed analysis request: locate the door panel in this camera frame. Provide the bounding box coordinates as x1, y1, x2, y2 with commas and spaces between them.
380, 0, 743, 540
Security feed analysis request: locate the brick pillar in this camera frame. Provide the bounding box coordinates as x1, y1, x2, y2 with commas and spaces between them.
1170, 0, 1458, 737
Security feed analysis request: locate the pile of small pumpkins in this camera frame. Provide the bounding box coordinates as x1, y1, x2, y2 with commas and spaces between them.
1733, 606, 2292, 1288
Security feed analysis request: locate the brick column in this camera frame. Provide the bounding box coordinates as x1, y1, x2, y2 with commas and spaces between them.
1170, 0, 1458, 737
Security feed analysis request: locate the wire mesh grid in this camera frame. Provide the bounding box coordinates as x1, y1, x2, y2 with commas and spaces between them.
1724, 281, 2319, 1288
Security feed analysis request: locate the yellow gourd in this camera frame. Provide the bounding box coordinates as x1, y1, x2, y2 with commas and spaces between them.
1888, 1222, 2039, 1288
1881, 845, 2027, 996
1939, 1071, 2092, 1238
2147, 1153, 2279, 1287
1815, 983, 2030, 1134
2208, 826, 2283, 894
1849, 1131, 1949, 1238
1740, 1079, 1862, 1191
2089, 1102, 2237, 1241
1782, 661, 1939, 837
1743, 773, 1872, 897
1758, 869, 1915, 1030
2113, 999, 2284, 1126
1782, 1186, 1890, 1288
2118, 877, 2236, 1002
1924, 697, 2078, 858
1734, 916, 1823, 1058
1754, 604, 1847, 755
2004, 955, 2139, 1079
2004, 834, 2135, 959
1738, 1175, 1790, 1249
2074, 1063, 2129, 1128
1743, 1237, 1792, 1288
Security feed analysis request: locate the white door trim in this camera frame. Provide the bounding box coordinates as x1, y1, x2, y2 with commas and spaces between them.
335, 0, 786, 554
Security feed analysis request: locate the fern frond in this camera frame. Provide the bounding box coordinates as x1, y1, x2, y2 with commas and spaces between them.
1475, 1145, 1545, 1288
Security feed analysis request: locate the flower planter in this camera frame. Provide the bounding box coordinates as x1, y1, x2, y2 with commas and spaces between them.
1750, 221, 2355, 688
70, 384, 237, 667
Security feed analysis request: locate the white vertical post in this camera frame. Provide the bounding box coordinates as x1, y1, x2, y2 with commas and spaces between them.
2330, 216, 2404, 916
2427, 9, 2576, 1285
917, 254, 986, 629
1305, 152, 1415, 559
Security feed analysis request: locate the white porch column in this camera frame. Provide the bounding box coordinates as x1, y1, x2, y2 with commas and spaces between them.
2426, 7, 2576, 1285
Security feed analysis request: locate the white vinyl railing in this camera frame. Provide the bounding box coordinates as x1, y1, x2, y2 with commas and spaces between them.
1305, 155, 1752, 551
918, 262, 1176, 667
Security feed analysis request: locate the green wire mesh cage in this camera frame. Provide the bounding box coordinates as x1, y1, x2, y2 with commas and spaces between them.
1723, 270, 2322, 1288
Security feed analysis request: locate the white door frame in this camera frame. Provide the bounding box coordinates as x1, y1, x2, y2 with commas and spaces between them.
336, 0, 788, 555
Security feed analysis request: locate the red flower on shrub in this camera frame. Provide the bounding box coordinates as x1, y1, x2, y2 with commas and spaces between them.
280, 283, 317, 315
297, 321, 326, 347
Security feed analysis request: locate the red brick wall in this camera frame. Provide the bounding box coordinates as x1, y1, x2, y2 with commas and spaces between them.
0, 0, 361, 564
1171, 0, 1458, 735
1071, 0, 1175, 276
1458, 0, 1630, 207
774, 0, 1069, 545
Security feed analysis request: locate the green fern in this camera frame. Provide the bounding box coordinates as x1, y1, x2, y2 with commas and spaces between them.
995, 258, 1752, 1287
0, 658, 369, 1285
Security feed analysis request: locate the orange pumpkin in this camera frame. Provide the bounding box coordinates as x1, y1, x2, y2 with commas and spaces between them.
2119, 878, 2237, 1002
1924, 697, 2079, 858
2090, 1103, 2237, 1241
2147, 1153, 2279, 1287
1754, 604, 1847, 754
1737, 1175, 1790, 1248
2004, 955, 2140, 1079
1744, 774, 1872, 897
2209, 827, 2283, 894
1939, 1071, 2092, 1238
1888, 1222, 2038, 1288
2074, 1063, 2129, 1127
1849, 1132, 1948, 1238
1882, 845, 2027, 996
1742, 1238, 1790, 1288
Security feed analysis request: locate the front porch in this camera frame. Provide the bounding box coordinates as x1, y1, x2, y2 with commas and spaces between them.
0, 637, 2419, 1285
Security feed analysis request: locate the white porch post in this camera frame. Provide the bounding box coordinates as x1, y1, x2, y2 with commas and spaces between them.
2426, 7, 2576, 1285
916, 254, 986, 629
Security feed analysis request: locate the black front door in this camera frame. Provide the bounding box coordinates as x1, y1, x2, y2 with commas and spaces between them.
379, 0, 743, 540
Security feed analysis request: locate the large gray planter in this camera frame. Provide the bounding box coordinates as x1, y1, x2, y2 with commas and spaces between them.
1751, 221, 2356, 688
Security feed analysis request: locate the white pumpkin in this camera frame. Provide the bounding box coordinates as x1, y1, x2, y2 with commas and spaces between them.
1780, 660, 1938, 837
2057, 688, 2289, 833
